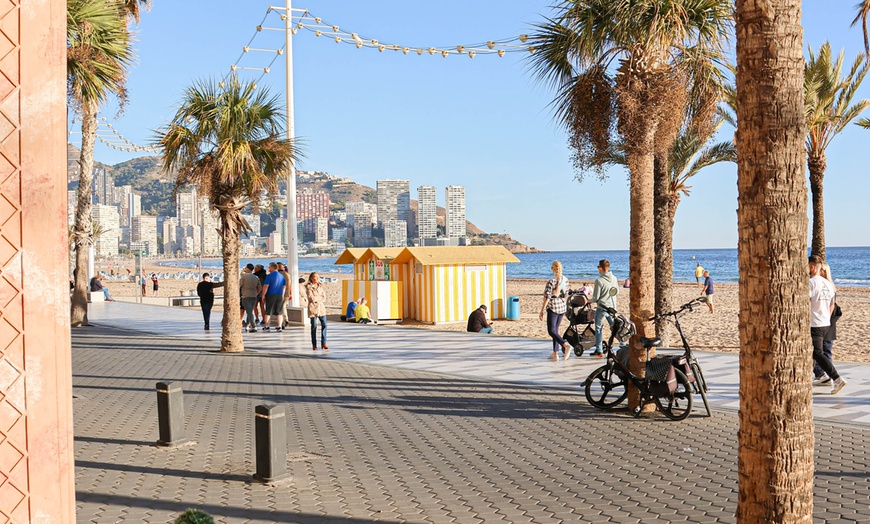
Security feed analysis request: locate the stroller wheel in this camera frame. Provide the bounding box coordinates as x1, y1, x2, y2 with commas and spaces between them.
574, 346, 584, 357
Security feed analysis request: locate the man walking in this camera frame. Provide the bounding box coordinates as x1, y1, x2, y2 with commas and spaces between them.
590, 259, 619, 357
254, 264, 267, 324
694, 263, 704, 290
196, 273, 224, 331
261, 262, 286, 332
277, 262, 292, 327
239, 263, 261, 332
809, 255, 847, 394
701, 270, 715, 313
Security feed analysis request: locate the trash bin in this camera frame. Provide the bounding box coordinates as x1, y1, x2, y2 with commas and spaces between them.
506, 296, 520, 320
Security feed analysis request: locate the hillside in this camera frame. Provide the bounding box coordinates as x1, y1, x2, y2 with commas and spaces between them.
67, 145, 538, 253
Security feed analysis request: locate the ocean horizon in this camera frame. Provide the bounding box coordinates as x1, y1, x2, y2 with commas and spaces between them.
158, 246, 870, 288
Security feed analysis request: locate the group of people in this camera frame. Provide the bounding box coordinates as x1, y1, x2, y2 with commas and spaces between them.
343, 297, 372, 324
196, 265, 331, 351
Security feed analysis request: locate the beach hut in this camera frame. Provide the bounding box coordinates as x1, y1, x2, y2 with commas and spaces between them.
392, 246, 520, 323
334, 247, 409, 322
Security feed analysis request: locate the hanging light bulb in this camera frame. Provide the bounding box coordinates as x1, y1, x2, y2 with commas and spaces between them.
315, 30, 322, 37
487, 41, 495, 49
428, 48, 436, 55
351, 33, 360, 41
456, 45, 464, 53
277, 49, 283, 55
334, 37, 342, 43
402, 47, 410, 55
264, 67, 270, 74
528, 46, 537, 54
416, 49, 423, 55
441, 50, 449, 58
356, 41, 363, 49
332, 25, 339, 32
468, 51, 476, 59
256, 25, 262, 32
378, 45, 385, 52
243, 46, 249, 52
231, 65, 237, 71
371, 39, 378, 45
315, 17, 321, 23
519, 34, 529, 43
291, 28, 297, 35
497, 50, 505, 58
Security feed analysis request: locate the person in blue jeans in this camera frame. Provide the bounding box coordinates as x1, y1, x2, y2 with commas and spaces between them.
591, 259, 619, 357
305, 272, 328, 350
539, 261, 572, 360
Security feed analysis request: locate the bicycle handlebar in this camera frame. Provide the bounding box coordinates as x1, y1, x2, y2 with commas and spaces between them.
648, 296, 707, 321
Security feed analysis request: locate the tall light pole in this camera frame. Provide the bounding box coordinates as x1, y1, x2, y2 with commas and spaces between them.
283, 0, 299, 307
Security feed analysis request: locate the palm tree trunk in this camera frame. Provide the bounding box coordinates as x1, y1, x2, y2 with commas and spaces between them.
625, 128, 657, 411
735, 0, 814, 521
219, 208, 244, 353
653, 155, 674, 346
71, 100, 98, 327
808, 153, 827, 260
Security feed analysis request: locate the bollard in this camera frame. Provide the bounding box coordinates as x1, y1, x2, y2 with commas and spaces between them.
253, 404, 289, 483
155, 382, 189, 447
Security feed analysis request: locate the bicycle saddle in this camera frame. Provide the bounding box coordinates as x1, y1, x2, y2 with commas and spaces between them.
639, 337, 662, 348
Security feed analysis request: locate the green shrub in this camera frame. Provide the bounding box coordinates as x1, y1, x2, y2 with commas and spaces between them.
174, 509, 215, 524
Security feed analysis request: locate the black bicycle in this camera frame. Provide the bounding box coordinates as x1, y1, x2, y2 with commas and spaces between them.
583, 306, 694, 420
649, 296, 711, 417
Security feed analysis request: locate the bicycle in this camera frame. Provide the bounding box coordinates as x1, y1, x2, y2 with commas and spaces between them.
648, 296, 712, 417
583, 303, 694, 420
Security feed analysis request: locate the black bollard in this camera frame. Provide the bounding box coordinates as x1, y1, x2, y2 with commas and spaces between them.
253, 404, 289, 483
155, 382, 189, 447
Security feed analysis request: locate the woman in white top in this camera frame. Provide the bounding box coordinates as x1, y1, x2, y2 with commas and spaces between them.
539, 261, 572, 360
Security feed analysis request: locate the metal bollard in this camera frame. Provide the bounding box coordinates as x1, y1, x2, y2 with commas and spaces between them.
253, 404, 289, 483
155, 382, 189, 447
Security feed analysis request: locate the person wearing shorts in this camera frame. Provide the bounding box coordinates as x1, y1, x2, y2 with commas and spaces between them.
261, 262, 286, 332
701, 270, 714, 313
239, 263, 261, 331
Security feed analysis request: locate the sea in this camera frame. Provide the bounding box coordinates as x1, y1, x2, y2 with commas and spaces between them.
162, 246, 870, 288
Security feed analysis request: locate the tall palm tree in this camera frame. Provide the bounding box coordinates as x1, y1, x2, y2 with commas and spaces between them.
804, 42, 870, 260
67, 0, 133, 326
156, 76, 298, 353
653, 119, 735, 341
735, 0, 814, 521
123, 0, 150, 25
529, 0, 730, 407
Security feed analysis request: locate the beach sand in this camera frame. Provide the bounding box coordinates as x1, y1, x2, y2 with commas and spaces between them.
96, 258, 870, 364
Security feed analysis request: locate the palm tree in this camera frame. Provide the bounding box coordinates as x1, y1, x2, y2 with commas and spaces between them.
852, 0, 870, 55
653, 119, 735, 341
67, 0, 133, 326
735, 0, 814, 521
156, 76, 298, 353
529, 0, 730, 407
804, 42, 870, 260
123, 0, 150, 25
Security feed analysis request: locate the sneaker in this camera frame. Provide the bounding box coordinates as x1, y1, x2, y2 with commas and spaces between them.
812, 376, 831, 386
590, 350, 603, 358
563, 344, 573, 360
322, 345, 329, 350
248, 328, 257, 333
831, 377, 847, 395
262, 326, 270, 332
548, 353, 559, 361
274, 327, 282, 332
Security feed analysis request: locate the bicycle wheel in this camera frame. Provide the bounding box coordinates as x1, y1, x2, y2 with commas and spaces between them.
584, 365, 628, 410
655, 369, 693, 420
690, 361, 712, 417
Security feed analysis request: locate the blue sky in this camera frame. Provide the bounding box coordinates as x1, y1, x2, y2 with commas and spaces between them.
81, 1, 870, 251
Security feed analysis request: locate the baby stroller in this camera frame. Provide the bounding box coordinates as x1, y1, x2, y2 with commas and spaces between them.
563, 291, 597, 357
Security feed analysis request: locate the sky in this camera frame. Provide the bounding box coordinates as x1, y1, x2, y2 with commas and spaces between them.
79, 1, 870, 251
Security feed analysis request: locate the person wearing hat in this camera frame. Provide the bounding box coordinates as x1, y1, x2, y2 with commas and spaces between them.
467, 304, 493, 334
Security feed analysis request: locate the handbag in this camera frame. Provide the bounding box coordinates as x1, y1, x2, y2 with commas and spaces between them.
832, 302, 843, 320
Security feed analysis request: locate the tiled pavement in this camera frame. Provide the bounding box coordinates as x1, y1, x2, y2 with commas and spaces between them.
71, 303, 870, 523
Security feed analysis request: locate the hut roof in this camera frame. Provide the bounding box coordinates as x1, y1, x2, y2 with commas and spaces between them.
392, 246, 520, 266
334, 248, 369, 265
334, 247, 407, 265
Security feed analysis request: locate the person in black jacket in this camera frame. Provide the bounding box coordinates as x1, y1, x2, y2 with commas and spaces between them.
467, 305, 493, 334
196, 273, 224, 331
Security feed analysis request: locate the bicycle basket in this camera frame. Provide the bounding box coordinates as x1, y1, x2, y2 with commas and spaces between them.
613, 315, 636, 342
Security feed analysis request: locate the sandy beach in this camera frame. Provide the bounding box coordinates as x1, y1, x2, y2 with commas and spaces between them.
95, 258, 870, 364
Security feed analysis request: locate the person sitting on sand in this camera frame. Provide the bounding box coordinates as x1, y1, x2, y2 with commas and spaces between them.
467, 304, 493, 334
343, 299, 358, 322
355, 297, 372, 324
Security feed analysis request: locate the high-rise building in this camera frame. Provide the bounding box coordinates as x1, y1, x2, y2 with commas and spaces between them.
162, 217, 178, 255
297, 189, 330, 229
384, 219, 407, 248
131, 215, 158, 256
127, 193, 141, 228
417, 185, 437, 240
346, 201, 377, 227
93, 167, 114, 205
200, 208, 220, 256
91, 204, 119, 257
176, 187, 199, 231
445, 185, 466, 239
114, 185, 133, 226
352, 212, 373, 247
305, 217, 328, 244
275, 217, 287, 246
242, 213, 262, 237
377, 179, 410, 227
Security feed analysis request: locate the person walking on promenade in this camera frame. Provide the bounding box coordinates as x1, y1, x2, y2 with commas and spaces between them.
539, 260, 572, 360
306, 272, 328, 350
814, 261, 842, 385
261, 262, 286, 332
277, 262, 292, 327
140, 270, 147, 297
701, 270, 715, 313
239, 263, 261, 332
809, 255, 847, 394
151, 273, 159, 296
467, 304, 493, 333
254, 264, 267, 324
196, 273, 224, 331
590, 259, 619, 358
695, 263, 705, 290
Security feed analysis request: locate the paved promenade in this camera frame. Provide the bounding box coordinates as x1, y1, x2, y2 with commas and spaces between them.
73, 302, 870, 523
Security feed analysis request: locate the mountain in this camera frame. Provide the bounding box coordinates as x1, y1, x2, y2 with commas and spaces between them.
67, 145, 539, 253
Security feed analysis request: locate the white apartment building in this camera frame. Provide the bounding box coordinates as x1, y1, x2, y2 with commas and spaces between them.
417, 185, 437, 239
114, 185, 133, 227
346, 201, 377, 227
351, 212, 373, 247
376, 179, 410, 227
200, 207, 221, 256
93, 168, 114, 205
162, 217, 178, 255
131, 215, 158, 256
384, 219, 407, 248
445, 185, 466, 239
92, 204, 119, 257
127, 193, 141, 229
